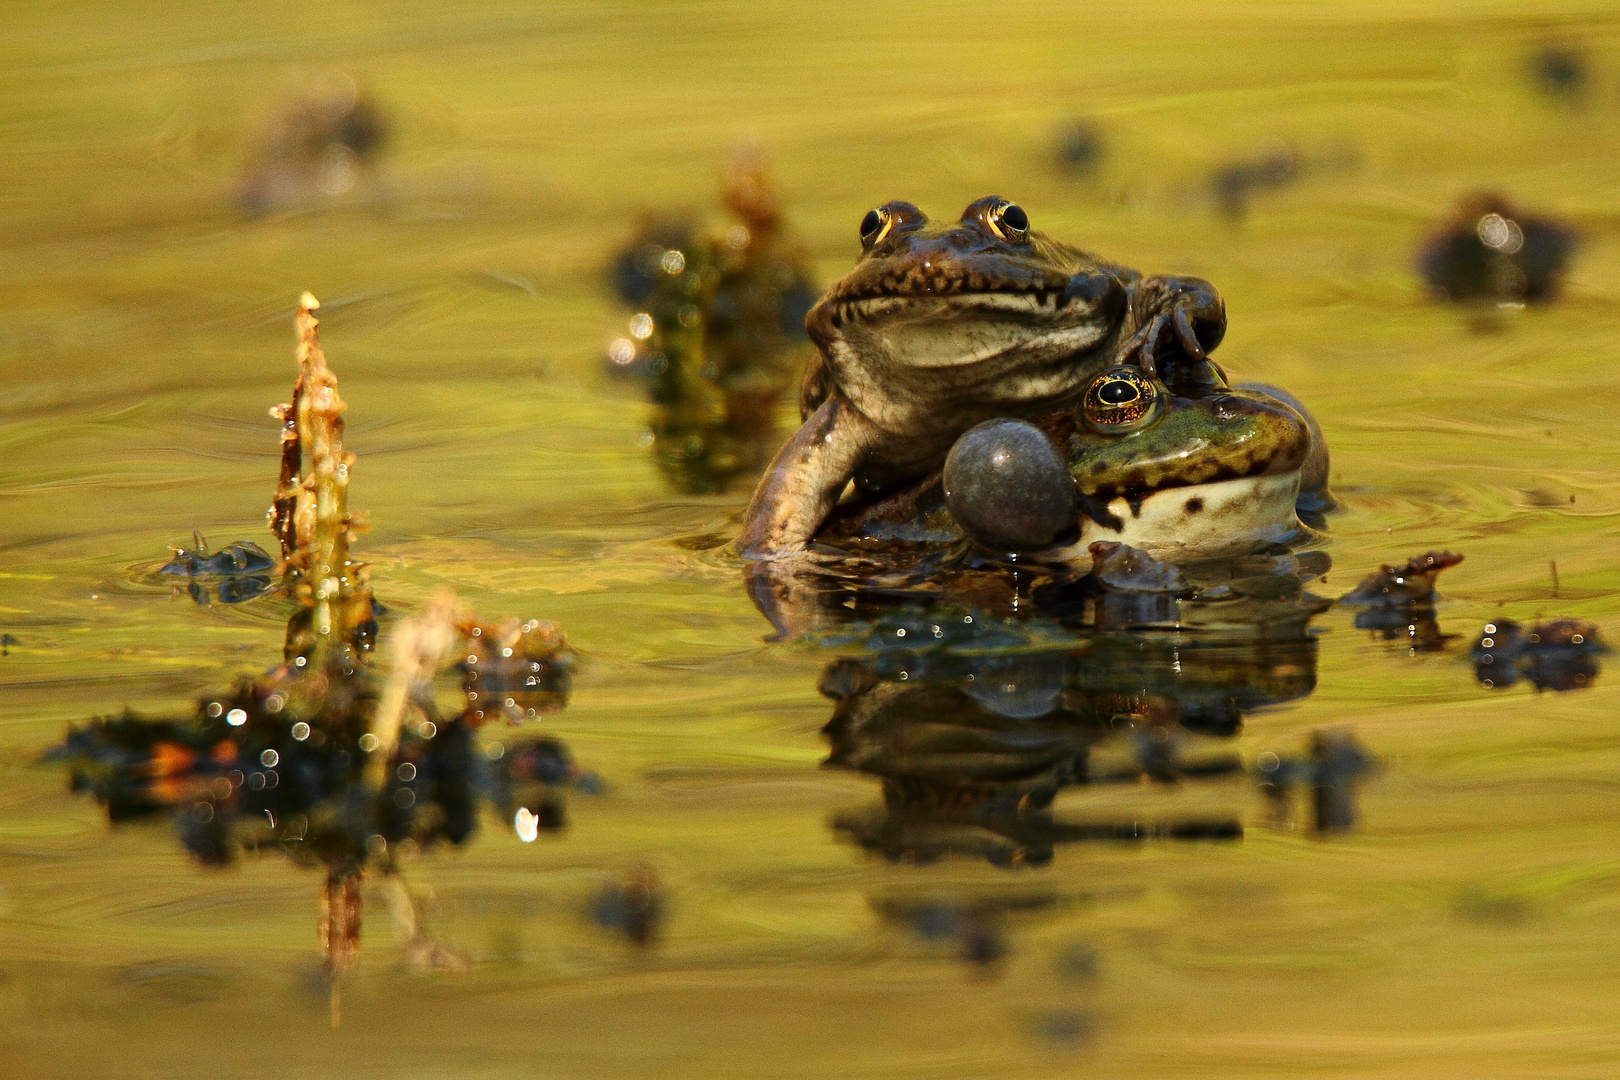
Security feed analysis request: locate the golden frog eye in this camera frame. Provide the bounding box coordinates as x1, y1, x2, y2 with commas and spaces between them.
986, 200, 1030, 241
859, 206, 893, 249
1082, 366, 1163, 434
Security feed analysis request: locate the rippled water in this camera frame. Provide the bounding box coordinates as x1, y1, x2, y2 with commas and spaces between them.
6, 3, 1620, 1077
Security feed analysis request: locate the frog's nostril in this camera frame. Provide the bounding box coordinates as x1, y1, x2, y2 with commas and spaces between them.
1063, 272, 1120, 310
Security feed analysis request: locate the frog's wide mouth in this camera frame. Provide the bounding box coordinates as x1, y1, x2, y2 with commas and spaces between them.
814, 288, 1089, 331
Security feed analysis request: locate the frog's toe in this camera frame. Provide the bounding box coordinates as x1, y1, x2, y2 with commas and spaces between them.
943, 419, 1077, 551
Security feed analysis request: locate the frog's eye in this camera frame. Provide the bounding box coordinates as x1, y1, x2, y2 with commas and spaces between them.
1082, 366, 1163, 434
986, 201, 1030, 242
859, 206, 893, 249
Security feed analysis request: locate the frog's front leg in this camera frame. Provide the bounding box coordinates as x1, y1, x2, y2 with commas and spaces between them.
1116, 276, 1226, 380
736, 395, 879, 559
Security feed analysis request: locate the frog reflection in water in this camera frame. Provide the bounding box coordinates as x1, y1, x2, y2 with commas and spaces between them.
818, 604, 1324, 865
737, 196, 1230, 558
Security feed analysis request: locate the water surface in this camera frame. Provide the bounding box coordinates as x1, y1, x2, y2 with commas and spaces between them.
5, 3, 1620, 1076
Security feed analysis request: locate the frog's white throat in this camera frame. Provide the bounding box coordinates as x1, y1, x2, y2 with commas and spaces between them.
1056, 471, 1305, 561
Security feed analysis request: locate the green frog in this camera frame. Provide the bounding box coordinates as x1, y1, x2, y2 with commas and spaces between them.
736, 196, 1227, 558
833, 365, 1327, 562
1050, 365, 1324, 558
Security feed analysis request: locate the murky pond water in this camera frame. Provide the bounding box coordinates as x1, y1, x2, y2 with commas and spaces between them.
6, 3, 1620, 1077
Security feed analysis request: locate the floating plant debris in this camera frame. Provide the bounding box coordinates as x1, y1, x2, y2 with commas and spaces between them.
47, 294, 589, 1019
159, 535, 277, 605
1340, 551, 1462, 607
1471, 617, 1606, 692
161, 535, 276, 578
1339, 551, 1463, 653
455, 615, 573, 723
604, 145, 818, 494
1416, 195, 1577, 304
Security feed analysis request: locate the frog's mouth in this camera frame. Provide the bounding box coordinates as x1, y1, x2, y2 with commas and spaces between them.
811, 288, 1119, 374
809, 265, 1127, 368
1077, 443, 1307, 528
1061, 472, 1307, 561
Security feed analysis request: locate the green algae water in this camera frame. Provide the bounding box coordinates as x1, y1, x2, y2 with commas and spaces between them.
7, 2, 1620, 1076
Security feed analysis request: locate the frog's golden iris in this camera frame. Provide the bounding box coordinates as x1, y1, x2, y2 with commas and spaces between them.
983, 200, 1029, 242
1081, 366, 1162, 433
858, 206, 893, 249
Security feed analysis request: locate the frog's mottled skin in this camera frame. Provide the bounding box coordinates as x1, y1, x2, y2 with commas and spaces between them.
1059, 385, 1312, 558
737, 197, 1225, 558
1069, 389, 1307, 514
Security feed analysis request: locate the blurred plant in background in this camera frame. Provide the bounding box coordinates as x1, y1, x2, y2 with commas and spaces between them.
604, 145, 818, 494
234, 74, 391, 216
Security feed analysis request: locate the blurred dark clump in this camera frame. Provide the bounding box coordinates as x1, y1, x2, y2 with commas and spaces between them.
1416, 194, 1577, 304
604, 145, 818, 494
591, 865, 665, 948
235, 78, 389, 216
870, 894, 1065, 973
1528, 41, 1591, 103
1205, 139, 1361, 219
1339, 550, 1463, 653
1052, 120, 1104, 177
1210, 140, 1298, 218
1472, 617, 1605, 691
1255, 728, 1378, 834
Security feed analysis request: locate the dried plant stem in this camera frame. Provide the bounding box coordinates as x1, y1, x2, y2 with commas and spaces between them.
269, 292, 371, 667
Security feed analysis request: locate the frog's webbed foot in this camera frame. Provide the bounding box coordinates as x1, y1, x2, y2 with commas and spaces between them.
1116, 276, 1226, 382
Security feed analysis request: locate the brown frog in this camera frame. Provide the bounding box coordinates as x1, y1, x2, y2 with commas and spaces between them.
737, 196, 1226, 558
